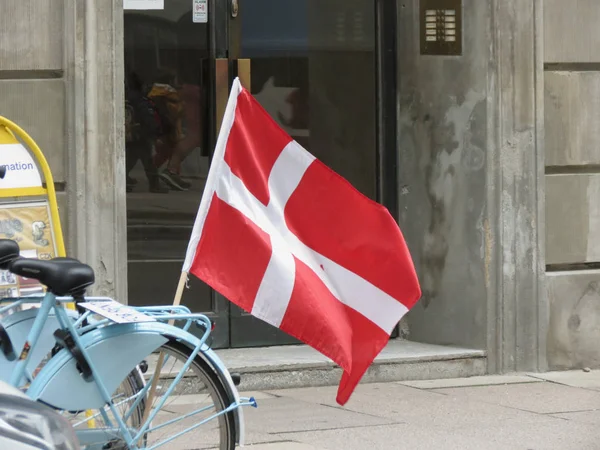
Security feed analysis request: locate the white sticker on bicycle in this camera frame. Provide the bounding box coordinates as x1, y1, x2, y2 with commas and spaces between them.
79, 299, 155, 324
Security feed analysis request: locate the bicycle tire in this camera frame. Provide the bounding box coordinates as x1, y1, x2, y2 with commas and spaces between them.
137, 339, 236, 450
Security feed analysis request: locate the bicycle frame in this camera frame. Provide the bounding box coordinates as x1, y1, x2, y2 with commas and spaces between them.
1, 291, 254, 449
8, 291, 59, 387
0, 301, 79, 385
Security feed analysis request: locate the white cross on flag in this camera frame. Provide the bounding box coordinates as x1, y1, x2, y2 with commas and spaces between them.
183, 78, 421, 405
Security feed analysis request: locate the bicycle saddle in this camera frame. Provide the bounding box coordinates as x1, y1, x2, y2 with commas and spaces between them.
0, 239, 20, 270
9, 258, 95, 297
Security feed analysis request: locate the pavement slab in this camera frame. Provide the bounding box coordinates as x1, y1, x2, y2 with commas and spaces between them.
447, 420, 600, 450
268, 382, 561, 429
244, 443, 322, 450
280, 423, 512, 450
400, 373, 541, 389
528, 369, 600, 390
143, 371, 600, 449
552, 409, 600, 425
243, 396, 396, 435
435, 381, 600, 414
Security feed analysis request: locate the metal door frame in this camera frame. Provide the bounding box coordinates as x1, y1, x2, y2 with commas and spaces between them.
209, 0, 401, 346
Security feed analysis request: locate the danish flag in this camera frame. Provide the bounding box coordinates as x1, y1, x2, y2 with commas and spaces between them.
183, 78, 421, 405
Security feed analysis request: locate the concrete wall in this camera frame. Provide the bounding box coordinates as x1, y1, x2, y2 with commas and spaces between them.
397, 0, 489, 349
397, 0, 546, 373
0, 1, 68, 233
0, 0, 127, 300
545, 0, 600, 369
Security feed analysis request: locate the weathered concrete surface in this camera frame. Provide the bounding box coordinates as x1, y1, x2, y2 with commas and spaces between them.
546, 271, 600, 369
259, 374, 600, 449
217, 340, 485, 391
161, 372, 600, 449
543, 2, 600, 374
397, 0, 545, 374
401, 373, 538, 389
397, 0, 489, 352
147, 340, 486, 393
546, 175, 600, 264
491, 0, 546, 374
66, 0, 127, 299
0, 80, 66, 181
0, 0, 63, 71
544, 0, 600, 63
0, 0, 127, 300
0, 1, 66, 182
545, 72, 600, 166
530, 369, 600, 389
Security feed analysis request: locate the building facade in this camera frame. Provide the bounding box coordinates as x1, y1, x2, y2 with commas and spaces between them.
0, 0, 592, 374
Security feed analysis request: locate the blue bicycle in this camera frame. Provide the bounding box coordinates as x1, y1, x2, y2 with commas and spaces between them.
0, 239, 256, 449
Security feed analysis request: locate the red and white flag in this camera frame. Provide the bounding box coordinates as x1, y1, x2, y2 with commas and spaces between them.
183, 78, 421, 405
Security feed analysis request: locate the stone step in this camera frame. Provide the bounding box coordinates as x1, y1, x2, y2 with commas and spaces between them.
144, 340, 487, 393
219, 340, 487, 392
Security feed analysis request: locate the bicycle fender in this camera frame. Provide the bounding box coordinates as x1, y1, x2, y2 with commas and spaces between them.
197, 346, 246, 447
0, 309, 79, 386
27, 323, 173, 410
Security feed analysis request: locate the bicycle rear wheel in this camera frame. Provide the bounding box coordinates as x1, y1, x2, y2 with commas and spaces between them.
63, 367, 147, 449
70, 339, 236, 450
140, 340, 236, 450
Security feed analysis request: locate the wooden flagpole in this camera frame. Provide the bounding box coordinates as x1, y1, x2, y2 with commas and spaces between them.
141, 271, 188, 424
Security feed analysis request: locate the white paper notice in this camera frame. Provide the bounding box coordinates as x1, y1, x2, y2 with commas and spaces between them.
124, 0, 164, 10
193, 0, 208, 23
79, 299, 156, 324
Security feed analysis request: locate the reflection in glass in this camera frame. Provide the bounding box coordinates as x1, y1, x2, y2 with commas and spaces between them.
124, 4, 212, 312
241, 0, 377, 199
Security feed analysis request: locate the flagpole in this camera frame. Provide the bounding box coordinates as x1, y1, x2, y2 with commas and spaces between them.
141, 271, 188, 425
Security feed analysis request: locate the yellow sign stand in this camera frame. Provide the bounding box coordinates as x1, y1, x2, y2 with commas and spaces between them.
0, 117, 96, 425
0, 117, 69, 298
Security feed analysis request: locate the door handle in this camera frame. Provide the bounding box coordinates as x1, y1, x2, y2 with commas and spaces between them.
237, 58, 251, 91
214, 58, 251, 134
215, 58, 229, 135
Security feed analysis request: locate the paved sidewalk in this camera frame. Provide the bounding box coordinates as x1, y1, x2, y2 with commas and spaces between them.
238, 371, 600, 449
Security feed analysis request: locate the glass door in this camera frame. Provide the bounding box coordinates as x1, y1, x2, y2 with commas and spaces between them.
224, 0, 379, 348
123, 0, 230, 348
124, 0, 385, 349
